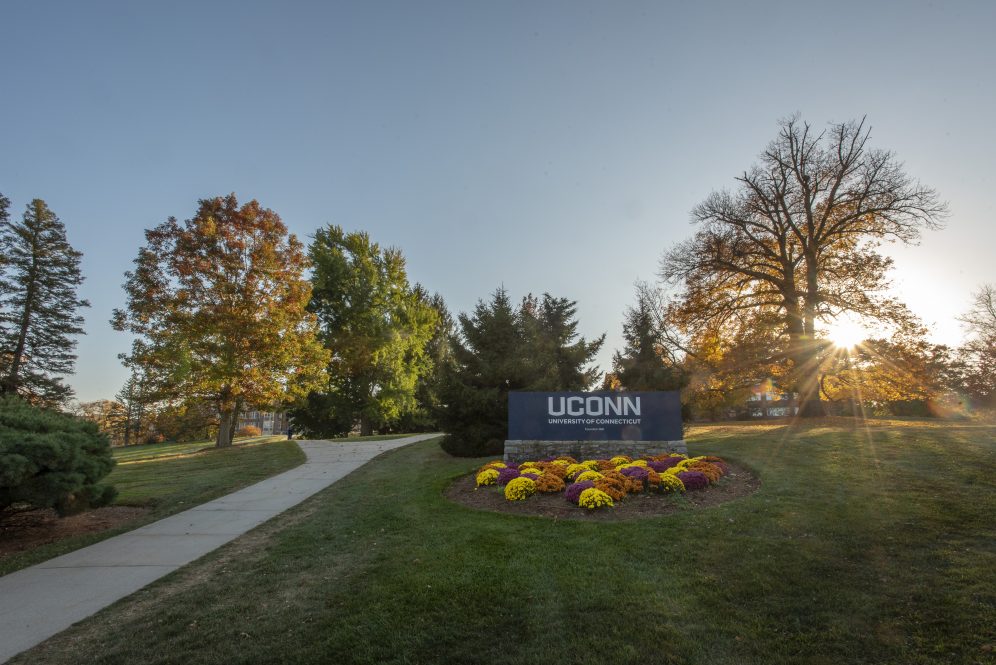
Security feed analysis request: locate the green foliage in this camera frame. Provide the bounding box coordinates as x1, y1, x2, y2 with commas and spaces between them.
112, 195, 329, 447
0, 197, 89, 405
0, 395, 116, 517
387, 292, 456, 433
439, 288, 603, 457
612, 286, 688, 391
293, 226, 437, 436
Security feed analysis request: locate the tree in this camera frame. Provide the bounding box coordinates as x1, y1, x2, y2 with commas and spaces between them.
520, 293, 605, 391
958, 284, 996, 409
611, 285, 688, 392
0, 198, 89, 405
818, 320, 961, 416
75, 399, 129, 445
438, 288, 604, 457
660, 116, 946, 416
112, 194, 329, 448
387, 291, 456, 432
294, 226, 437, 437
115, 370, 150, 446
1, 394, 116, 519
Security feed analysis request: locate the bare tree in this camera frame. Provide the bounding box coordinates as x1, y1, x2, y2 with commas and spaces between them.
660, 116, 947, 416
958, 284, 996, 408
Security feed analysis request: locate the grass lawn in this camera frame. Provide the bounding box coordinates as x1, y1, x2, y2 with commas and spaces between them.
110, 435, 288, 464
13, 420, 996, 665
0, 439, 306, 576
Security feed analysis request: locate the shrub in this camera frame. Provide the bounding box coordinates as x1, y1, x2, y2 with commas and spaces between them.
676, 471, 709, 491
440, 433, 504, 458
0, 395, 117, 516
686, 461, 722, 483
497, 467, 521, 486
657, 473, 685, 494
648, 458, 683, 472
564, 480, 595, 504
534, 473, 566, 494
236, 425, 262, 438
575, 470, 604, 483
475, 468, 499, 487
504, 476, 536, 501
594, 478, 626, 501
578, 487, 614, 510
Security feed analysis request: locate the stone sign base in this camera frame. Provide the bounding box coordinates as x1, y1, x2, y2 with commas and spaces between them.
503, 439, 688, 464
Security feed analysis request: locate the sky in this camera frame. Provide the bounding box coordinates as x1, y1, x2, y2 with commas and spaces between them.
2, 0, 994, 403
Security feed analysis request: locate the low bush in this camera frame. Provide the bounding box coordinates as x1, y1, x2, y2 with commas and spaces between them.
0, 395, 117, 517
236, 425, 262, 438
439, 432, 503, 457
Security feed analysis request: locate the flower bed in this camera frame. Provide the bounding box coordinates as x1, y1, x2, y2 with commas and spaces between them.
472, 453, 732, 512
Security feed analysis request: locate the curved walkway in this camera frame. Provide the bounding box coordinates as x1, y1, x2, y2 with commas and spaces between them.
0, 434, 439, 663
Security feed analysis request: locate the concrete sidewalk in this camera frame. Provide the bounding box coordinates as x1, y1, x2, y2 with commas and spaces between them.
0, 433, 439, 663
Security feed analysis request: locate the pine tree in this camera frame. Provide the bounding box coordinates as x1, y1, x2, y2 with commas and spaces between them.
521, 294, 604, 390
439, 288, 604, 457
0, 198, 89, 404
612, 289, 687, 391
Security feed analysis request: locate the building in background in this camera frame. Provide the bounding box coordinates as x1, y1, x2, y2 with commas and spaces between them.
237, 410, 290, 435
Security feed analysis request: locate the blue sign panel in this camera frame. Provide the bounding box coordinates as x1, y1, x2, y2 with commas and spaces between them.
508, 391, 683, 441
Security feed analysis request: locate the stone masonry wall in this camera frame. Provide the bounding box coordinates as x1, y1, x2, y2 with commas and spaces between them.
503, 439, 688, 463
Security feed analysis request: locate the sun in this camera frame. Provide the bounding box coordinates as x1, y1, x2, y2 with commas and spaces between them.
824, 316, 866, 349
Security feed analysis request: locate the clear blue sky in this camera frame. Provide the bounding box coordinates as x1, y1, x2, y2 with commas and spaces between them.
2, 0, 994, 403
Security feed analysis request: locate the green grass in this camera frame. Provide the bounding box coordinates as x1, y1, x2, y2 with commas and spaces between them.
0, 440, 305, 576
324, 433, 417, 442
11, 420, 996, 664
110, 435, 287, 463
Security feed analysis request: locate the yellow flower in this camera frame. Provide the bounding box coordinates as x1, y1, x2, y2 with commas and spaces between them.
475, 468, 500, 487
658, 474, 685, 494
575, 470, 604, 483
578, 487, 614, 509
504, 477, 537, 501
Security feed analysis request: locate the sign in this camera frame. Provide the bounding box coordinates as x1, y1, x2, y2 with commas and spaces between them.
508, 391, 683, 441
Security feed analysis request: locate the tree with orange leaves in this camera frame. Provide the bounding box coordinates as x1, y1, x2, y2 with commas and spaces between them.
112, 195, 329, 447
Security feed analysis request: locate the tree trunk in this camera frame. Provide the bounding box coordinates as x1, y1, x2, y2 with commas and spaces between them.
796, 262, 826, 417
360, 416, 373, 437
217, 408, 234, 448
2, 281, 34, 395
228, 399, 243, 447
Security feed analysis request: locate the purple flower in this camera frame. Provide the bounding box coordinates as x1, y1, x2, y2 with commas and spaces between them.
564, 481, 595, 504
676, 471, 709, 491
497, 468, 521, 486
649, 458, 683, 473
620, 466, 649, 480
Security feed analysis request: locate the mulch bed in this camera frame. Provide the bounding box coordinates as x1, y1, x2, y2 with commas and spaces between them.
0, 506, 150, 559
444, 461, 761, 521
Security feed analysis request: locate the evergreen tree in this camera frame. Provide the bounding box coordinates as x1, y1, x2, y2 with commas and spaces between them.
612, 288, 688, 391
521, 294, 604, 390
293, 226, 438, 436
439, 288, 604, 457
0, 198, 89, 405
